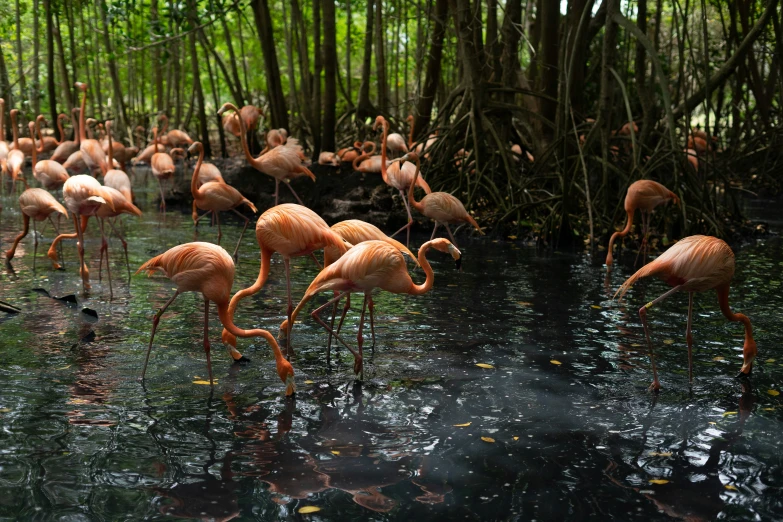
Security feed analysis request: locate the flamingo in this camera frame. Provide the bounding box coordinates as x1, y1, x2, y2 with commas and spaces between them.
318, 152, 340, 166
103, 122, 133, 202
158, 114, 193, 147
222, 104, 262, 137
684, 148, 699, 171
352, 142, 384, 173
337, 141, 362, 162
137, 242, 295, 393
0, 99, 9, 168
151, 127, 175, 212
75, 83, 107, 175
190, 160, 226, 224
189, 141, 257, 259
324, 219, 418, 352
49, 108, 81, 163
375, 116, 432, 247
278, 238, 461, 376
10, 109, 35, 156
30, 121, 69, 191
220, 203, 348, 355
95, 186, 143, 293
615, 235, 757, 391
217, 103, 315, 205
6, 110, 27, 190
63, 151, 88, 174
385, 132, 408, 156
4, 188, 68, 264
50, 174, 115, 292
406, 114, 415, 149
605, 179, 679, 267
403, 152, 483, 248
37, 113, 66, 152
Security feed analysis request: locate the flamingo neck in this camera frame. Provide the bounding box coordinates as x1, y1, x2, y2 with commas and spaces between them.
78, 90, 87, 142
408, 116, 414, 149
35, 119, 45, 153
153, 128, 159, 153
409, 242, 436, 295
191, 144, 204, 197
56, 115, 65, 145
0, 100, 4, 141
605, 210, 634, 266
407, 156, 425, 213
106, 124, 114, 165
71, 109, 80, 144
29, 124, 37, 168
216, 301, 289, 373
379, 120, 389, 183
159, 115, 169, 134
717, 285, 756, 374
11, 112, 19, 147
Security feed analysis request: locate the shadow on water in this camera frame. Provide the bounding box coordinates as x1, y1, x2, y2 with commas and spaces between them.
0, 174, 781, 520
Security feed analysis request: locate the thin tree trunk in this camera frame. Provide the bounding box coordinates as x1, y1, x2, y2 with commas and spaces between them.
15, 0, 27, 104
237, 7, 251, 101
32, 0, 41, 116
0, 37, 13, 141
53, 11, 74, 112
598, 0, 619, 209
151, 0, 164, 112
356, 0, 376, 118
413, 0, 447, 139
91, 0, 104, 117
312, 0, 322, 155
346, 0, 352, 103
636, 0, 653, 144
202, 38, 226, 157
291, 0, 312, 130
250, 0, 289, 128
539, 0, 559, 130
486, 0, 502, 80
189, 30, 210, 155
98, 0, 129, 137
221, 15, 245, 105
375, 0, 388, 111
65, 1, 78, 104
322, 0, 337, 151
44, 0, 55, 139
282, 0, 299, 118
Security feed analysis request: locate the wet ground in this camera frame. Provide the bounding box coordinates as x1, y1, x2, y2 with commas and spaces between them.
0, 174, 781, 521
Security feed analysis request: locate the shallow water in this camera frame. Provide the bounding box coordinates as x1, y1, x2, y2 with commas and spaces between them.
1, 175, 781, 521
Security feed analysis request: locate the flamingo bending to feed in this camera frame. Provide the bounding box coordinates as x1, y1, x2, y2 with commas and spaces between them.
189, 141, 257, 259
615, 235, 756, 391
337, 141, 363, 162
74, 83, 107, 175
324, 219, 418, 352
221, 203, 349, 355
278, 238, 461, 376
137, 242, 295, 394
403, 152, 483, 248
376, 116, 432, 247
385, 131, 408, 156
50, 174, 115, 292
30, 120, 69, 191
222, 105, 262, 137
103, 122, 133, 203
5, 188, 68, 264
159, 114, 193, 147
190, 160, 225, 224
151, 127, 175, 212
605, 179, 679, 267
352, 142, 385, 173
318, 152, 340, 166
218, 103, 315, 205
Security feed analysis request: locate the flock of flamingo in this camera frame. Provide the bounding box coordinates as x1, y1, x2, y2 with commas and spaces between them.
0, 82, 756, 395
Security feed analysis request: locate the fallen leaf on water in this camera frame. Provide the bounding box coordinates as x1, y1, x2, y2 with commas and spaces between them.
0, 408, 11, 413
507, 235, 518, 240
765, 358, 776, 363
409, 311, 422, 315
192, 380, 215, 385
58, 331, 67, 335
724, 485, 738, 491
513, 436, 519, 441
631, 343, 643, 347
56, 365, 71, 370
591, 305, 602, 309
722, 411, 738, 417
516, 301, 532, 306
708, 421, 717, 425
298, 506, 321, 514
481, 437, 495, 443
304, 380, 314, 385
767, 389, 780, 396
330, 451, 340, 455
550, 360, 562, 365
454, 422, 471, 427
649, 479, 670, 485
649, 452, 673, 457
713, 356, 725, 361
476, 363, 494, 369
763, 408, 775, 411
662, 339, 675, 345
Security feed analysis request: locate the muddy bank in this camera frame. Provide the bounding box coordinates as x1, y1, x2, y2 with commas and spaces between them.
139, 158, 423, 231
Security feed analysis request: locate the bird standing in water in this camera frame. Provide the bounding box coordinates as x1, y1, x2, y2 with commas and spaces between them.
606, 179, 679, 267
278, 238, 461, 376
615, 235, 756, 391
137, 242, 295, 394
5, 188, 68, 264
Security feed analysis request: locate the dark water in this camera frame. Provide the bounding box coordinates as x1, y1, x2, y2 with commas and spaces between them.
1, 174, 781, 521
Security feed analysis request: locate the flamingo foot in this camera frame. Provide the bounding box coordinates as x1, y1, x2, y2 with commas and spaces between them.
233, 356, 251, 365
648, 380, 661, 392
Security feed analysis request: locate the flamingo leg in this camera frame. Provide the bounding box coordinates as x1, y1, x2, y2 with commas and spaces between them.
635, 211, 649, 267
74, 214, 90, 292
430, 222, 439, 240
356, 293, 369, 379
310, 291, 363, 372
230, 208, 251, 262
157, 178, 166, 214
686, 292, 694, 383
204, 298, 214, 386
389, 191, 414, 248
31, 219, 38, 271
215, 211, 222, 245
284, 257, 293, 358
326, 292, 343, 363
284, 181, 305, 205
368, 294, 376, 349
335, 294, 351, 339
194, 210, 213, 225
141, 290, 180, 380
443, 223, 459, 249
274, 179, 280, 206
107, 218, 131, 281
99, 219, 113, 296
309, 253, 323, 270
48, 214, 64, 269
638, 284, 685, 391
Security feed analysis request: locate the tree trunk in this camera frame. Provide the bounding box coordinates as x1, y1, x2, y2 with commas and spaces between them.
346, 0, 352, 103
565, 0, 591, 116
413, 0, 448, 140
322, 0, 337, 152
250, 0, 289, 129
187, 0, 210, 156
44, 0, 56, 139
0, 38, 13, 141
15, 0, 27, 105
635, 0, 653, 143
597, 0, 619, 208
281, 0, 299, 118
500, 0, 522, 102
151, 0, 164, 112
53, 12, 74, 112
98, 0, 129, 137
312, 0, 322, 155
291, 0, 312, 130
538, 0, 559, 130
221, 15, 245, 105
32, 0, 41, 117
201, 37, 226, 157
375, 0, 388, 111
485, 0, 502, 80
356, 0, 376, 118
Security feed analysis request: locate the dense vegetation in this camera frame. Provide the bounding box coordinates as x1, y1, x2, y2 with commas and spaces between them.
0, 0, 780, 245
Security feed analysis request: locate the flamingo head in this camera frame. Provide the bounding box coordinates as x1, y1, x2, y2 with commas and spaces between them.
406, 114, 414, 124
75, 82, 87, 92
399, 151, 420, 164
278, 358, 296, 396
187, 142, 202, 155
429, 238, 462, 270
217, 102, 239, 116
372, 115, 386, 132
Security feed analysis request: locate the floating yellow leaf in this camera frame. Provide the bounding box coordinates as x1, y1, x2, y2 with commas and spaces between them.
591, 305, 602, 309
409, 311, 422, 315
631, 343, 643, 347
708, 421, 717, 425
330, 450, 340, 455
662, 339, 675, 345
298, 506, 321, 514
516, 301, 532, 306
550, 360, 562, 365
55, 365, 71, 370
476, 363, 494, 369
481, 437, 495, 443
193, 380, 215, 385
724, 485, 738, 491
765, 358, 776, 363
763, 408, 775, 411
513, 436, 519, 441
649, 479, 670, 485
507, 235, 518, 240
454, 422, 472, 427
650, 452, 672, 457
305, 380, 314, 385
58, 331, 67, 335
722, 411, 738, 417
767, 389, 780, 396
712, 356, 725, 361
